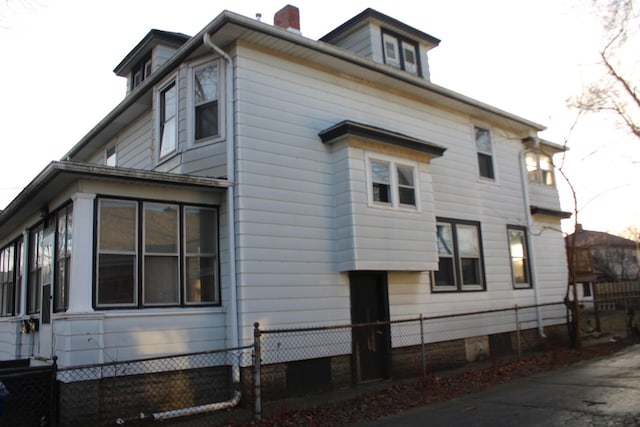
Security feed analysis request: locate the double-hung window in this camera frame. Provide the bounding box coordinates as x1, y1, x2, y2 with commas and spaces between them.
55, 204, 72, 312
475, 127, 495, 180
507, 226, 531, 289
0, 238, 22, 317
433, 218, 485, 291
193, 61, 219, 141
27, 223, 44, 314
382, 30, 420, 75
525, 152, 555, 186
159, 81, 177, 159
368, 157, 417, 209
95, 198, 219, 308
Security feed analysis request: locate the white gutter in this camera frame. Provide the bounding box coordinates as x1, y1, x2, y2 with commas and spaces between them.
139, 32, 241, 424
519, 140, 545, 338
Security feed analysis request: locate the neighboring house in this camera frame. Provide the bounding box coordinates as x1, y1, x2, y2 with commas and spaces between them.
566, 224, 640, 300
0, 6, 570, 378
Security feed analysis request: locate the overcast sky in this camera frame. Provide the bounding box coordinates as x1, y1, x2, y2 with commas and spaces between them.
1, 0, 638, 234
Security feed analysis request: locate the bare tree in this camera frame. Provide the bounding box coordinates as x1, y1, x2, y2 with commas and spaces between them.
569, 0, 640, 139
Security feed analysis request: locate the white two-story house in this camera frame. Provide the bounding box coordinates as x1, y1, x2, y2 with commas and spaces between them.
0, 6, 569, 380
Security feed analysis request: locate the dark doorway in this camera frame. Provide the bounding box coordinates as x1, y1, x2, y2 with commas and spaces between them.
349, 272, 391, 383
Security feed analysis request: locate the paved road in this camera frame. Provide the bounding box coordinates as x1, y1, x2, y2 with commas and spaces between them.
357, 344, 640, 426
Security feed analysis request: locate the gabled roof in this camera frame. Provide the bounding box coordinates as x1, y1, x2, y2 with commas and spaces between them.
320, 8, 440, 49
566, 228, 638, 249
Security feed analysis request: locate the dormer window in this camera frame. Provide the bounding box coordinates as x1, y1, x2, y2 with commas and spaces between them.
382, 30, 420, 76
131, 56, 152, 91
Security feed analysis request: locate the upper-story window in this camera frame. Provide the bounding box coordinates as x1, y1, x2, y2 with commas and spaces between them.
159, 81, 177, 158
131, 56, 152, 91
367, 155, 418, 209
105, 145, 116, 167
433, 218, 485, 292
525, 152, 555, 186
0, 237, 23, 317
475, 126, 495, 180
194, 61, 219, 141
382, 30, 420, 76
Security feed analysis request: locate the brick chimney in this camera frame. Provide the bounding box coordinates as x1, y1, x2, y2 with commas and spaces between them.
274, 4, 300, 33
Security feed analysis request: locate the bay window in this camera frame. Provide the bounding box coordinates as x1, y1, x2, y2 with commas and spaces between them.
368, 155, 418, 209
159, 81, 177, 158
525, 152, 555, 186
193, 61, 219, 141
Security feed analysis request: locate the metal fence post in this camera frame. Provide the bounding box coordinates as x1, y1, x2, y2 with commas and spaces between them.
253, 322, 262, 422
515, 305, 521, 360
420, 314, 426, 377
51, 356, 58, 427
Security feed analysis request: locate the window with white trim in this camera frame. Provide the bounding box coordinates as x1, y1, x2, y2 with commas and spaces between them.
382, 30, 420, 76
95, 198, 219, 308
193, 61, 219, 141
507, 225, 531, 289
525, 152, 555, 186
475, 127, 495, 180
159, 81, 177, 158
367, 156, 418, 209
433, 218, 485, 292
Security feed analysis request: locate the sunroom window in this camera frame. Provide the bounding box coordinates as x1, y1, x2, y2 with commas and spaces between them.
95, 198, 219, 308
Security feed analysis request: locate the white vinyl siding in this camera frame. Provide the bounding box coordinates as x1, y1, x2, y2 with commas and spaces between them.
231, 44, 567, 338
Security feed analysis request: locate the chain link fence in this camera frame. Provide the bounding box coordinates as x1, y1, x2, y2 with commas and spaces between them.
0, 302, 569, 426
56, 345, 254, 427
254, 301, 568, 421
0, 362, 56, 427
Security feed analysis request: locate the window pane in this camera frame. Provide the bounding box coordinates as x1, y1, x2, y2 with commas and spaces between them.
475, 127, 492, 154
457, 225, 479, 257
185, 207, 217, 253
144, 256, 179, 304
195, 62, 218, 104
371, 161, 390, 183
373, 183, 390, 203
461, 258, 481, 285
525, 152, 537, 182
477, 153, 495, 179
186, 256, 216, 303
195, 100, 218, 140
539, 154, 554, 185
99, 200, 136, 251
397, 165, 414, 186
509, 229, 529, 284
98, 254, 135, 305
160, 117, 176, 157
398, 187, 415, 206
436, 224, 454, 255
434, 257, 455, 286
144, 203, 178, 253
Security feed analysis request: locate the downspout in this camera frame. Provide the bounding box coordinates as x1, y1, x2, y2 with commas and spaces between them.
146, 32, 240, 423
519, 139, 546, 338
